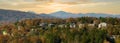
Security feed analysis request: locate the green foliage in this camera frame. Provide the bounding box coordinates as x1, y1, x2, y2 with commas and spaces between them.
0, 17, 120, 43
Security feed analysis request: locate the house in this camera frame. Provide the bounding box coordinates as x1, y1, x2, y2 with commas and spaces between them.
70, 23, 76, 28
98, 22, 107, 29
78, 24, 85, 28
18, 26, 21, 30
58, 24, 64, 28
39, 23, 48, 30
17, 26, 23, 30
93, 20, 100, 25
98, 22, 107, 28
48, 23, 55, 28
30, 29, 35, 32
112, 35, 120, 39
88, 24, 95, 27
39, 23, 47, 27
2, 30, 8, 35
87, 24, 95, 28
58, 24, 67, 28
29, 29, 36, 35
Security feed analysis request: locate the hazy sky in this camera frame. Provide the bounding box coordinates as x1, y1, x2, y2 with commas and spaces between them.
0, 0, 120, 14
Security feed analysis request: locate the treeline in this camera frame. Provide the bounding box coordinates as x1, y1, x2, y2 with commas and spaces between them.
67, 17, 120, 25
0, 17, 119, 43
16, 17, 120, 26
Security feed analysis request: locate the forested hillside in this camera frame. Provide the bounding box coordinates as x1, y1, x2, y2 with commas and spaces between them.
0, 17, 120, 43
0, 9, 55, 23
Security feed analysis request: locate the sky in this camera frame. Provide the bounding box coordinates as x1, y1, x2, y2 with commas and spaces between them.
0, 0, 120, 14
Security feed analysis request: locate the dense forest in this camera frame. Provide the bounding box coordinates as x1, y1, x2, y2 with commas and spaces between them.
0, 17, 120, 43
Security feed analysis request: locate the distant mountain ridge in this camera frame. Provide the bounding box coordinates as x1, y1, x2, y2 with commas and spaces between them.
49, 11, 120, 18
50, 11, 76, 18
0, 9, 120, 23
0, 9, 55, 23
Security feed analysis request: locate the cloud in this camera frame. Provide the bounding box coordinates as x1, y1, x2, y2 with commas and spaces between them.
0, 0, 119, 4
0, 0, 24, 2
52, 0, 88, 4
91, 0, 120, 2
0, 0, 120, 14
0, 0, 119, 2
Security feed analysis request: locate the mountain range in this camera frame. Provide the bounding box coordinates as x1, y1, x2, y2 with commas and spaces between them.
49, 11, 120, 18
0, 9, 120, 23
0, 9, 55, 23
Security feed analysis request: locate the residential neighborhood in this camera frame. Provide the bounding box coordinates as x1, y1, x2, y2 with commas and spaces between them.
0, 17, 120, 43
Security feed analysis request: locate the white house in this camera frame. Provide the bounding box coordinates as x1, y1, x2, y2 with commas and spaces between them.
88, 24, 95, 27
58, 24, 68, 28
70, 23, 76, 28
78, 24, 85, 28
98, 22, 107, 28
58, 24, 64, 28
18, 26, 23, 30
111, 35, 120, 39
39, 23, 47, 27
2, 31, 8, 35
48, 23, 55, 27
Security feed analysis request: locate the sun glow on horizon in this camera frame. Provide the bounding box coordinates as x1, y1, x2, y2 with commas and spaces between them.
0, 0, 120, 14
